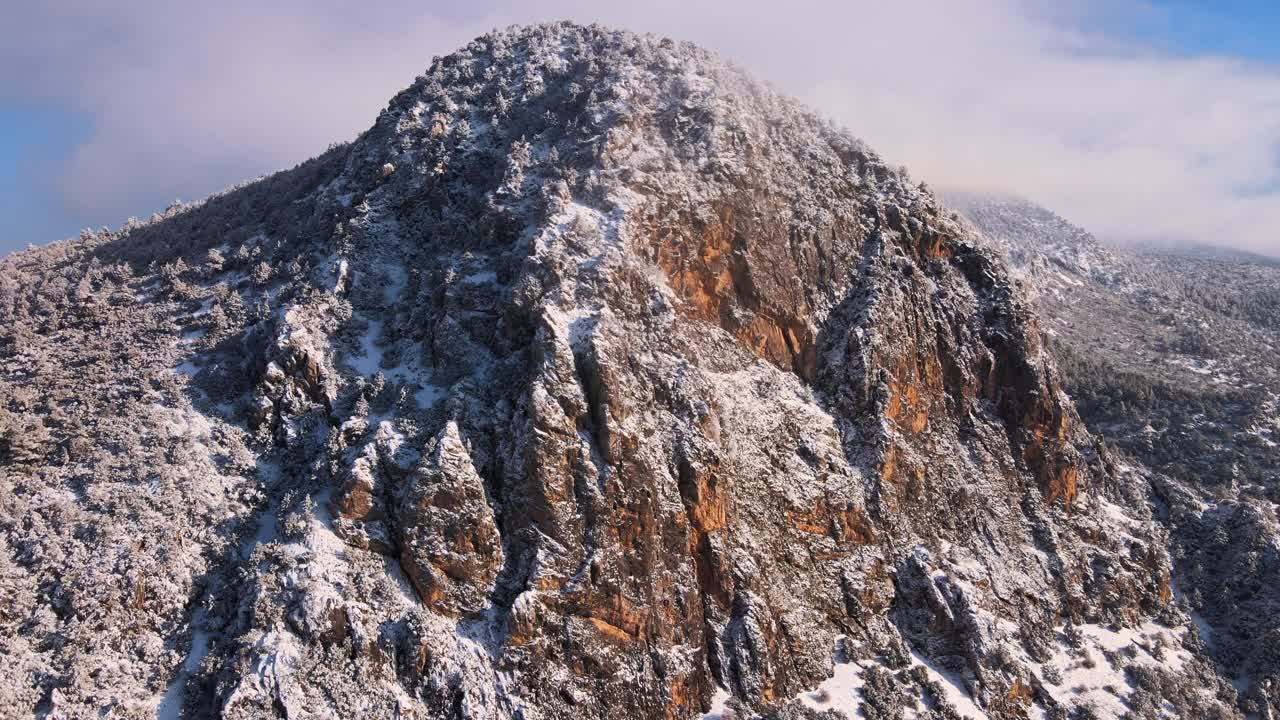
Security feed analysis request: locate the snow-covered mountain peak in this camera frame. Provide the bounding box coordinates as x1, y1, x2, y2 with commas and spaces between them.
0, 22, 1254, 720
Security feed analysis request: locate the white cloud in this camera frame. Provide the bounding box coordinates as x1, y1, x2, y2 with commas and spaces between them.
2, 0, 1278, 254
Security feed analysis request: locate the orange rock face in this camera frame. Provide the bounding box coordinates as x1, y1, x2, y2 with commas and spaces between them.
646, 187, 1087, 520
650, 202, 819, 379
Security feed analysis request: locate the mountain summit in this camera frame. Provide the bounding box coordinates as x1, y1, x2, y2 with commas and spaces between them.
0, 23, 1248, 720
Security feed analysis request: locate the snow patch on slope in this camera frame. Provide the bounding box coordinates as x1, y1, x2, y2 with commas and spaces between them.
797, 660, 868, 718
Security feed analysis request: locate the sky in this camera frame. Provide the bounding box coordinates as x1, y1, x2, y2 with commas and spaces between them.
1, 1, 1278, 256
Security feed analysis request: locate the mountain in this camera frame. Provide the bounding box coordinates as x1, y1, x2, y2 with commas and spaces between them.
1123, 240, 1280, 269
947, 191, 1280, 491
0, 23, 1252, 720
950, 191, 1280, 719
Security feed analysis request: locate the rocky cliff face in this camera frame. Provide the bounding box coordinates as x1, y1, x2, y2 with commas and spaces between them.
950, 192, 1280, 719
0, 23, 1246, 720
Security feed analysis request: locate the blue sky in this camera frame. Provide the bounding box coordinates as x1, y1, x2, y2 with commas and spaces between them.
1128, 0, 1280, 64
1, 0, 1278, 256
0, 108, 91, 247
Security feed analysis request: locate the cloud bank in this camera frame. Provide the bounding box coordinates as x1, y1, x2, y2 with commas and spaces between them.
2, 0, 1278, 254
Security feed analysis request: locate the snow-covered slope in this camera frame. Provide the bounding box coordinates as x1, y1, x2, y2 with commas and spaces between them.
0, 23, 1249, 720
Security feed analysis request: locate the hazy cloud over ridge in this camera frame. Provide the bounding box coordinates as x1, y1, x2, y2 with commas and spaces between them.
2, 0, 1278, 254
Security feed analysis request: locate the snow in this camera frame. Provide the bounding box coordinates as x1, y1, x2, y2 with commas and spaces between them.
796, 660, 867, 718
153, 404, 215, 441
1164, 355, 1240, 385
382, 264, 407, 305
413, 383, 444, 408
298, 488, 353, 586
334, 258, 349, 292
1043, 651, 1128, 717
352, 319, 386, 375
461, 269, 497, 285
1169, 576, 1215, 651
346, 299, 444, 411
787, 647, 987, 720
532, 200, 629, 281
701, 687, 733, 719
156, 625, 211, 720
540, 303, 599, 352
1097, 498, 1133, 526
1030, 621, 1195, 716
239, 464, 285, 561
189, 297, 214, 319
908, 650, 985, 719
237, 629, 301, 698
380, 553, 423, 608
242, 504, 280, 560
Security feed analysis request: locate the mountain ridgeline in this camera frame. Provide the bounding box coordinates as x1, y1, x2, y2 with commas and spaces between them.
0, 23, 1264, 720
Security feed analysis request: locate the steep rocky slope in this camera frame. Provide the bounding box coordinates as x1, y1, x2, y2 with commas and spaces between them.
949, 192, 1280, 718
0, 23, 1245, 720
